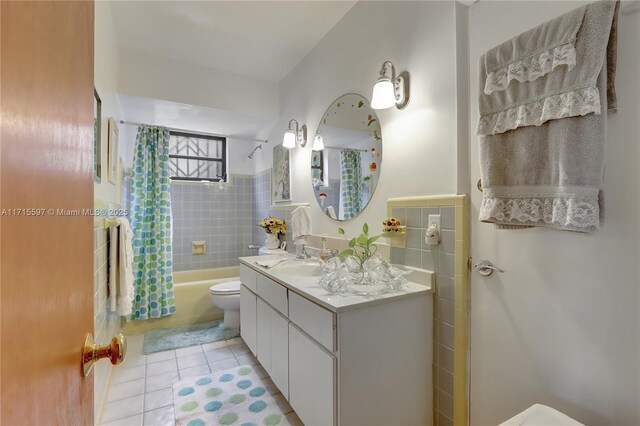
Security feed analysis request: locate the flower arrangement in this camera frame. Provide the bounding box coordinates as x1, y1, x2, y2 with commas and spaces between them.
258, 216, 287, 235
382, 217, 402, 233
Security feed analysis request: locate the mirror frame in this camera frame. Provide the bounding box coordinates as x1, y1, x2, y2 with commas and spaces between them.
311, 93, 383, 222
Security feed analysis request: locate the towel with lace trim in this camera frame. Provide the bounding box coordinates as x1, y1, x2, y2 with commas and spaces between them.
477, 1, 618, 136
477, 1, 619, 233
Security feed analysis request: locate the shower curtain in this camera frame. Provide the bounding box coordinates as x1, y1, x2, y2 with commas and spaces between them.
339, 149, 362, 220
129, 125, 175, 320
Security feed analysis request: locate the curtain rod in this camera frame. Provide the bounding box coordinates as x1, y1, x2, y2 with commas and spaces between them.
119, 120, 268, 144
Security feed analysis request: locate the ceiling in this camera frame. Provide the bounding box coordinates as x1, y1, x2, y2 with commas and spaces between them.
118, 94, 276, 140
110, 1, 357, 83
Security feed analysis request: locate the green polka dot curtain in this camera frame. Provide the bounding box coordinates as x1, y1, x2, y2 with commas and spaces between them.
129, 125, 175, 320
339, 149, 362, 220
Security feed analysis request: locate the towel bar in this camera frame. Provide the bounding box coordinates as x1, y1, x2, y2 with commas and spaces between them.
103, 218, 120, 228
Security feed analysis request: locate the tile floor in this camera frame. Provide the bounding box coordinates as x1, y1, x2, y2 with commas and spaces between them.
100, 334, 302, 426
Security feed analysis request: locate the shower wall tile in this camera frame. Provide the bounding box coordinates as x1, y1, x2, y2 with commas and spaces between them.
324, 179, 341, 219
171, 175, 255, 271
171, 170, 297, 272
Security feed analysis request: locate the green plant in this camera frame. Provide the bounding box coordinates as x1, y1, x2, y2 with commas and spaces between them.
338, 223, 381, 267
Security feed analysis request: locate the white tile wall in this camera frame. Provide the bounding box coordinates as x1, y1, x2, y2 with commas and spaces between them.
94, 218, 123, 422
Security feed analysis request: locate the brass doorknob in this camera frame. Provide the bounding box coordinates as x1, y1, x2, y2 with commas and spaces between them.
82, 333, 126, 377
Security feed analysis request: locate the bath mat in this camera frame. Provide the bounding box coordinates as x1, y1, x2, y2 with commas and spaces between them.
142, 320, 239, 354
173, 365, 290, 426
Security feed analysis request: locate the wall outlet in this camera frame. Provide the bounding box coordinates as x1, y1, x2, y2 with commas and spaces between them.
428, 214, 441, 232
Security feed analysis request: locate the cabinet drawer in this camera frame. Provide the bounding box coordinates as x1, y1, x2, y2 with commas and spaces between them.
256, 273, 288, 316
289, 291, 335, 352
240, 264, 257, 292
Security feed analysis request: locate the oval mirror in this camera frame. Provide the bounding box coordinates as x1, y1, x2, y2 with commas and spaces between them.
311, 94, 382, 221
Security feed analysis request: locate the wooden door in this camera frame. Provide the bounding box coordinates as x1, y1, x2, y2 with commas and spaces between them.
1, 1, 95, 425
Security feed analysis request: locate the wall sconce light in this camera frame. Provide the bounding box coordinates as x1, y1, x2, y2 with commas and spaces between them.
371, 61, 410, 110
282, 119, 307, 148
312, 133, 324, 151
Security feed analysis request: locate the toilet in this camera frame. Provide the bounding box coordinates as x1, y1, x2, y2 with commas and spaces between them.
208, 280, 241, 329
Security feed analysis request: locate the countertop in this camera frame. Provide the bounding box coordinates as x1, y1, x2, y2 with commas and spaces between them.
238, 254, 433, 313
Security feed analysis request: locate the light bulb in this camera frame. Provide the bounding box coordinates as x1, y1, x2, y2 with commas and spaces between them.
282, 129, 296, 148
312, 134, 324, 151
371, 78, 396, 109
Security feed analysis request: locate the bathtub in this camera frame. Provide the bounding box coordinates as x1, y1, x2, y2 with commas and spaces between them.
121, 266, 240, 334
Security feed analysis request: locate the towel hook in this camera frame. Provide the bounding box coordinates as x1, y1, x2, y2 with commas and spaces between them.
476, 179, 483, 193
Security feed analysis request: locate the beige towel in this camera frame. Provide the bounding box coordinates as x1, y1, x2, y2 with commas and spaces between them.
478, 1, 618, 232
108, 226, 118, 312
478, 1, 618, 136
117, 218, 135, 316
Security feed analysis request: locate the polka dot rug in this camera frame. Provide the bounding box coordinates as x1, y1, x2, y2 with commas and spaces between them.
173, 365, 291, 426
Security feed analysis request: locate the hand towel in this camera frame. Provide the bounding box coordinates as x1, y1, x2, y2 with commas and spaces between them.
478, 1, 618, 136
117, 217, 135, 316
291, 206, 312, 242
325, 205, 337, 220
255, 257, 288, 269
477, 0, 618, 232
108, 225, 118, 312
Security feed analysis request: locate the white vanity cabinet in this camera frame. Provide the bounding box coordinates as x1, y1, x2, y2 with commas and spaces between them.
239, 259, 433, 426
256, 298, 289, 396
239, 285, 257, 355
289, 323, 336, 426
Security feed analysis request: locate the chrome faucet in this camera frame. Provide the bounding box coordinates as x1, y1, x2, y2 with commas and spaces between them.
296, 244, 311, 260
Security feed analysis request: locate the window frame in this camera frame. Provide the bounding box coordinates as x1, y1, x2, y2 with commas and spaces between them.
168, 131, 227, 182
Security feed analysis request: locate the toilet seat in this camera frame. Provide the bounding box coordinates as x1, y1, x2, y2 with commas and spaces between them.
209, 280, 241, 296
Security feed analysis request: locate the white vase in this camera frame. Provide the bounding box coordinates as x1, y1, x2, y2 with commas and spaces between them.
264, 233, 280, 249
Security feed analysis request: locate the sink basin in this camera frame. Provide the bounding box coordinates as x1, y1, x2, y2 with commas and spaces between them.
273, 259, 323, 277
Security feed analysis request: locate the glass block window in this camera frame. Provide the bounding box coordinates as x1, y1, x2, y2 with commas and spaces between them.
168, 131, 226, 181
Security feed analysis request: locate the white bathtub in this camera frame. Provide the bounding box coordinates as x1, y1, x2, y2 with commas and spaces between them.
122, 266, 240, 334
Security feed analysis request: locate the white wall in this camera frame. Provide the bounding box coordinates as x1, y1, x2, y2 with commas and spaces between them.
268, 0, 462, 236
228, 139, 263, 176
95, 1, 124, 205
117, 47, 279, 122
468, 2, 640, 425
93, 1, 125, 421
